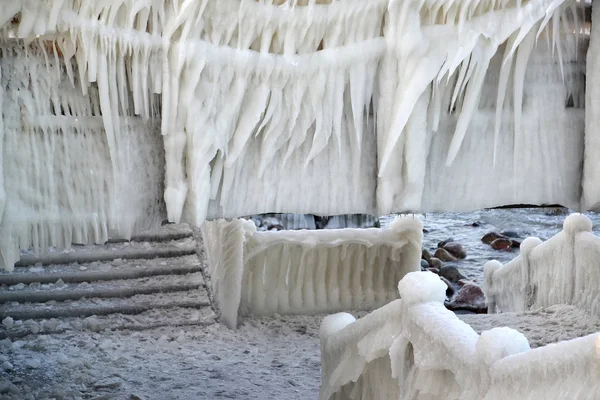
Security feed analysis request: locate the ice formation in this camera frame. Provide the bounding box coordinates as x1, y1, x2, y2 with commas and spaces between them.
0, 0, 593, 268
320, 270, 600, 400
202, 215, 422, 328
485, 213, 600, 316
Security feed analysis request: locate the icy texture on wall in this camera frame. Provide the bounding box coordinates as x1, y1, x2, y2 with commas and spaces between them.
0, 0, 591, 267
0, 41, 164, 271
202, 216, 422, 328
320, 270, 600, 400
583, 1, 600, 210
484, 213, 600, 317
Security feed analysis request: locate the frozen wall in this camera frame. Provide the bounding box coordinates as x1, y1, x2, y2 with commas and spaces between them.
0, 0, 594, 269
202, 216, 422, 328
484, 213, 600, 317
0, 41, 165, 271
320, 271, 600, 400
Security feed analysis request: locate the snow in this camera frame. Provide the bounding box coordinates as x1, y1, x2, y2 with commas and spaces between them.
203, 215, 423, 328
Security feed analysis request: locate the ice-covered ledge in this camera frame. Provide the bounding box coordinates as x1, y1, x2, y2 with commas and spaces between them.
484, 213, 600, 316
202, 216, 422, 328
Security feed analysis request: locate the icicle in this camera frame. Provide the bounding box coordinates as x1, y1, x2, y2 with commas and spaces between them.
446, 43, 494, 166
493, 34, 517, 166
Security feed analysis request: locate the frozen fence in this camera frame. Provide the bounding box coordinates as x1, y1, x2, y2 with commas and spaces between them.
320, 271, 600, 400
484, 213, 600, 317
202, 216, 423, 328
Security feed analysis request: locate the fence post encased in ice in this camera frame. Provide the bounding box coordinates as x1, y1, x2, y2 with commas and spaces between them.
484, 213, 595, 314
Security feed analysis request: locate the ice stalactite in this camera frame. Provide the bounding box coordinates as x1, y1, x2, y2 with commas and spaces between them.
0, 41, 164, 270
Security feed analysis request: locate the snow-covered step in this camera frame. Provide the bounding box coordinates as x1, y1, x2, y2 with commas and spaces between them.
0, 289, 210, 321
0, 255, 202, 286
0, 306, 216, 339
106, 223, 193, 244
0, 272, 206, 304
16, 237, 198, 266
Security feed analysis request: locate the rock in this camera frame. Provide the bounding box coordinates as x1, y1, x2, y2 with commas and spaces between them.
268, 225, 284, 231
130, 395, 144, 400
437, 238, 455, 248
2, 361, 13, 371
500, 230, 520, 238
490, 238, 513, 251
510, 239, 522, 249
420, 260, 429, 271
439, 266, 466, 283
428, 257, 444, 269
457, 279, 476, 287
446, 282, 487, 314
434, 248, 457, 262
471, 221, 481, 227
439, 276, 455, 297
427, 268, 440, 275
442, 242, 467, 259
421, 249, 432, 263
2, 317, 14, 329
481, 232, 506, 245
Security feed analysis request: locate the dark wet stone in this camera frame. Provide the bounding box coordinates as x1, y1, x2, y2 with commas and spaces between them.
442, 242, 467, 259
420, 260, 430, 271
490, 238, 513, 251
428, 257, 444, 269
439, 266, 466, 283
434, 248, 458, 262
445, 282, 487, 314
437, 238, 455, 248
481, 232, 506, 245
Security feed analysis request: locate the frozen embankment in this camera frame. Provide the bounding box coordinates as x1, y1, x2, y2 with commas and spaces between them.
320, 214, 600, 400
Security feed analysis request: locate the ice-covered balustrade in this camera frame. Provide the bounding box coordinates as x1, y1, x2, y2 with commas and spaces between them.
0, 41, 164, 271
202, 216, 422, 328
320, 270, 600, 400
484, 213, 600, 316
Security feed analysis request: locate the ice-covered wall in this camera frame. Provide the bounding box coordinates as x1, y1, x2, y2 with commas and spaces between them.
320, 270, 600, 400
0, 0, 593, 268
202, 216, 422, 328
0, 41, 165, 271
484, 213, 600, 317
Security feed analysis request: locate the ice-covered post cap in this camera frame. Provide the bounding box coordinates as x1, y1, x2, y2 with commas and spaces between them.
398, 271, 446, 305
476, 327, 530, 366
563, 213, 593, 235
320, 313, 356, 340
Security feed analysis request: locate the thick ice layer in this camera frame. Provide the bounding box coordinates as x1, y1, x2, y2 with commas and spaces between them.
484, 213, 600, 317
0, 41, 165, 270
583, 2, 600, 211
202, 216, 423, 328
320, 270, 600, 400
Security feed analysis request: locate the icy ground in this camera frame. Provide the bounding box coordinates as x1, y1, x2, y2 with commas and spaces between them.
2, 209, 600, 400
0, 314, 325, 400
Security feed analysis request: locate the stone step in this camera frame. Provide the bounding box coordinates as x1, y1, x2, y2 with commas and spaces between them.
0, 255, 202, 286
0, 272, 205, 304
0, 306, 216, 339
0, 288, 209, 321
15, 237, 197, 267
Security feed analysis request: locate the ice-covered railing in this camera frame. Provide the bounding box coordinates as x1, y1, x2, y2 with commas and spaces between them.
319, 271, 532, 400
484, 213, 600, 316
202, 216, 422, 328
320, 270, 600, 400
484, 332, 600, 399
